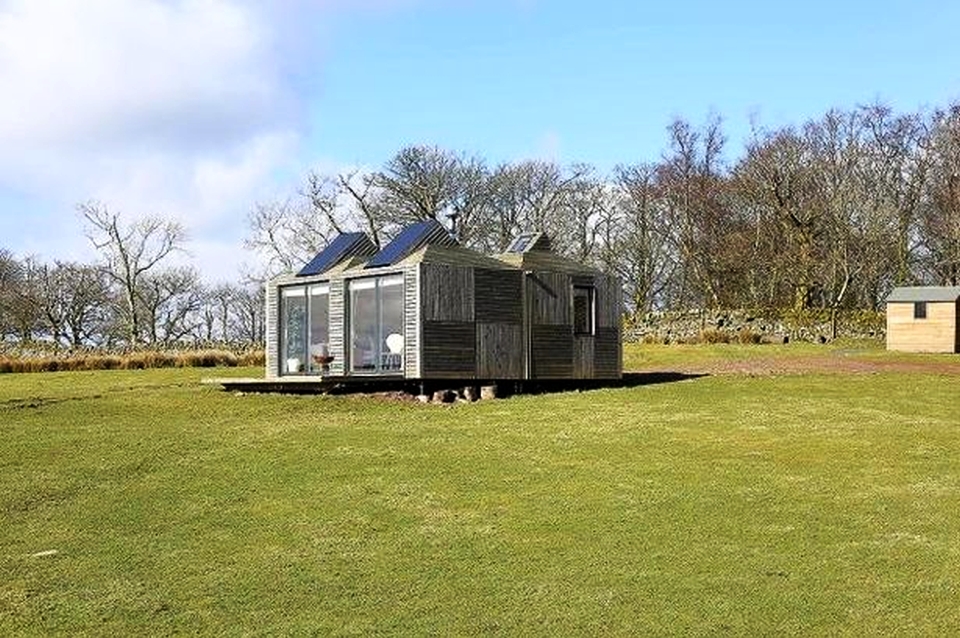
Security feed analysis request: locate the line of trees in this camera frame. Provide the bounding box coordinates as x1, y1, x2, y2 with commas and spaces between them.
3, 100, 960, 348
0, 203, 264, 349
248, 101, 960, 317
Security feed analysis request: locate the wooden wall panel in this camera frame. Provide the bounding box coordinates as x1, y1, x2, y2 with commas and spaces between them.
265, 282, 279, 379
573, 335, 595, 379
421, 321, 476, 378
404, 267, 420, 378
421, 264, 474, 322
531, 324, 574, 378
887, 301, 959, 353
594, 326, 621, 378
475, 269, 523, 324
529, 271, 572, 326
477, 323, 523, 379
327, 278, 346, 376
597, 275, 623, 329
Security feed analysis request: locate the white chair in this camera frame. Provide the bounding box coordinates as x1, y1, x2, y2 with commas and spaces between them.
383, 333, 404, 370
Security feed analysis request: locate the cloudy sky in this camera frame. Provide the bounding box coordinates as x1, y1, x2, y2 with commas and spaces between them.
2, 0, 959, 283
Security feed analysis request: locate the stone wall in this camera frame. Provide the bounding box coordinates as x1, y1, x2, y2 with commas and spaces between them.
624, 309, 886, 344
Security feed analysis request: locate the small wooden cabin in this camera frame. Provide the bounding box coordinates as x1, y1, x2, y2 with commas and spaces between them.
886, 286, 960, 353
265, 221, 622, 381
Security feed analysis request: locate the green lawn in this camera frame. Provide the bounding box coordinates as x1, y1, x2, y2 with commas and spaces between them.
2, 348, 959, 635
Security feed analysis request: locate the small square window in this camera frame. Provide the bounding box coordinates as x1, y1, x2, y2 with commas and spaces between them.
914, 301, 927, 319
573, 286, 595, 335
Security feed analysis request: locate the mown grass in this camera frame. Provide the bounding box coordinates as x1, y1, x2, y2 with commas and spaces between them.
1, 349, 959, 635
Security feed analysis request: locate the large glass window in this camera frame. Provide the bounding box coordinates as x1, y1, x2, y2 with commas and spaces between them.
280, 284, 330, 375
281, 287, 307, 374
349, 275, 404, 373
350, 279, 378, 372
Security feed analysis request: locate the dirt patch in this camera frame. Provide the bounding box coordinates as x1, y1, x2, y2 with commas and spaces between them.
636, 353, 960, 377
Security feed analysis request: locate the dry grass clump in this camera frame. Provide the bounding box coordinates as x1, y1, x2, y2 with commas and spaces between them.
0, 348, 265, 374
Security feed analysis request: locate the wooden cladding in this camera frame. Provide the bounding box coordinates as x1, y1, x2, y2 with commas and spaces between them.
327, 278, 346, 376
529, 271, 572, 326
594, 327, 621, 378
531, 324, 574, 378
421, 321, 476, 377
887, 301, 960, 353
595, 275, 622, 329
265, 282, 279, 379
475, 269, 523, 324
573, 335, 594, 378
477, 323, 523, 379
421, 264, 473, 322
403, 268, 420, 377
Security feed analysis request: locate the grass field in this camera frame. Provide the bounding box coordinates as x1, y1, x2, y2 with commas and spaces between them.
2, 344, 959, 635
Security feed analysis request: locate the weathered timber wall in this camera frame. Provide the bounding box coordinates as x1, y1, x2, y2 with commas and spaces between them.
477, 323, 523, 378
328, 278, 346, 375
594, 327, 621, 378
265, 282, 279, 379
421, 321, 477, 377
421, 264, 474, 322
404, 267, 420, 377
531, 323, 574, 378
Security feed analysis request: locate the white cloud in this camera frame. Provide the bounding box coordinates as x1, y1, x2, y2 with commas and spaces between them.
0, 0, 307, 280
0, 0, 286, 155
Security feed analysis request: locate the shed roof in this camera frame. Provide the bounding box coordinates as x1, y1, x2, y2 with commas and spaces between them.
886, 286, 960, 303
401, 244, 515, 270
493, 250, 601, 275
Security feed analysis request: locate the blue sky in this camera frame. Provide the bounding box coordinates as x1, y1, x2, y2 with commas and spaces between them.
1, 0, 958, 281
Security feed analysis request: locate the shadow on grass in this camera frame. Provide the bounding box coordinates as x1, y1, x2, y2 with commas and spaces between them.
503, 371, 708, 397
212, 371, 707, 399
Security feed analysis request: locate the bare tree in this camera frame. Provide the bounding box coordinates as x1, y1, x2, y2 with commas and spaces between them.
920, 103, 960, 285
373, 145, 463, 226
79, 201, 187, 345
858, 102, 930, 289
334, 169, 386, 248
485, 160, 591, 251
0, 252, 43, 342
0, 249, 22, 341
231, 283, 265, 345
32, 262, 112, 347
138, 267, 203, 345
550, 165, 609, 263
658, 114, 733, 309
611, 164, 675, 312
244, 198, 336, 276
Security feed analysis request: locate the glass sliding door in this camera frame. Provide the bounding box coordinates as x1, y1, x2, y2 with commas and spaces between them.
349, 275, 405, 374
379, 276, 404, 372
280, 287, 307, 374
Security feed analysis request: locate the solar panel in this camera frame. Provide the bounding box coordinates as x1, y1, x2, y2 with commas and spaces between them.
505, 232, 543, 253
365, 218, 457, 269
297, 232, 378, 277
